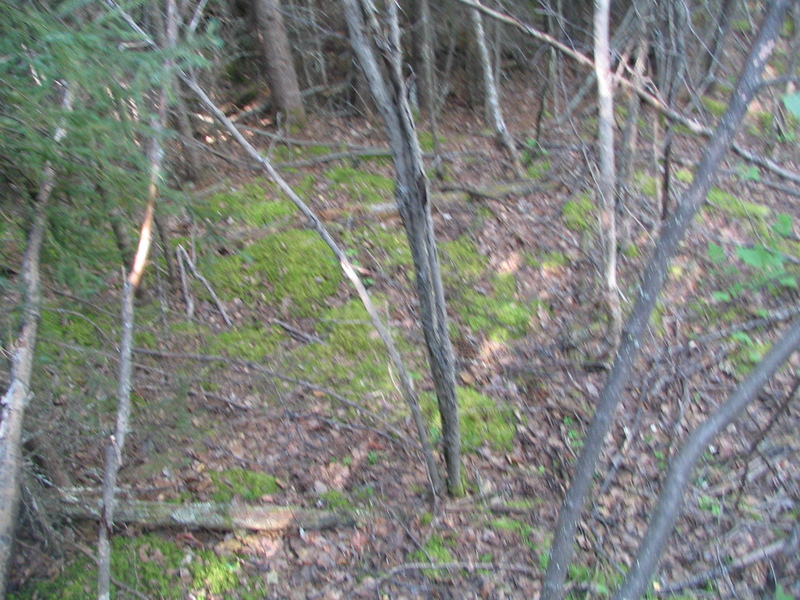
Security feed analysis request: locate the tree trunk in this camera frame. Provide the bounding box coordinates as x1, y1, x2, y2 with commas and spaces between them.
541, 2, 791, 598
593, 0, 621, 346
343, 0, 463, 496
254, 0, 307, 128
469, 4, 521, 176
0, 84, 72, 599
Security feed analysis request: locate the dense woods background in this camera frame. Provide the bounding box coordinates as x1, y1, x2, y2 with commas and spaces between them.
1, 0, 800, 598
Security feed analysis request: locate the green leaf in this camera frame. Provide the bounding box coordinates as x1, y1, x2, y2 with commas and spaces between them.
778, 274, 797, 289
707, 242, 727, 264
773, 213, 793, 238
782, 92, 800, 118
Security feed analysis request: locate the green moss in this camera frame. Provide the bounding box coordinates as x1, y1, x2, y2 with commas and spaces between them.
562, 194, 594, 232
408, 535, 455, 580
319, 489, 352, 509
291, 296, 400, 396
675, 168, 694, 183
424, 386, 516, 452
634, 171, 658, 197
526, 159, 551, 180
345, 225, 412, 269
272, 144, 331, 163
418, 130, 441, 152
209, 324, 282, 361
526, 250, 570, 270
706, 187, 770, 219
454, 273, 537, 342
197, 179, 296, 227
701, 96, 727, 117
206, 229, 341, 316
325, 165, 394, 204
210, 468, 279, 502
440, 236, 487, 283
9, 533, 251, 600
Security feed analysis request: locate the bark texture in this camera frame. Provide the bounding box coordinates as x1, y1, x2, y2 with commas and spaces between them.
255, 0, 307, 126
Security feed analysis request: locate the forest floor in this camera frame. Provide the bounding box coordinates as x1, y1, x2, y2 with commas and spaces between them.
6, 73, 800, 600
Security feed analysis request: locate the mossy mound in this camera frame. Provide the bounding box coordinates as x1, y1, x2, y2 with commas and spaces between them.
325, 165, 394, 204
9, 533, 256, 599
424, 386, 516, 452
197, 179, 295, 227
345, 225, 412, 270
206, 229, 341, 316
210, 468, 279, 502
562, 194, 594, 232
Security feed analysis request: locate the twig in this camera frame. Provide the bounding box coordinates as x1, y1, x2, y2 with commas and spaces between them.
269, 318, 323, 344
175, 245, 231, 327
175, 244, 194, 320
67, 541, 153, 600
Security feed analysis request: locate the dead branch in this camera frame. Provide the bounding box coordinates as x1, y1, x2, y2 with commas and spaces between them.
57, 488, 356, 531
175, 245, 232, 327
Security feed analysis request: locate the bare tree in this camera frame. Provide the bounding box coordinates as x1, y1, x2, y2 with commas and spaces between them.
542, 2, 793, 598
469, 2, 521, 175
593, 0, 621, 346
255, 0, 307, 127
343, 0, 463, 496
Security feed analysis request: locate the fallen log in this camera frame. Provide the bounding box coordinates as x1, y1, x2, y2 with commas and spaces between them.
56, 488, 357, 532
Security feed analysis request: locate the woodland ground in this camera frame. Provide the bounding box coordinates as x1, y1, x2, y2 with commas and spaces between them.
4, 62, 800, 599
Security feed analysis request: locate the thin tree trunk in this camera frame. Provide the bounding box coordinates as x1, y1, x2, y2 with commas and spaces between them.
343, 0, 463, 496
0, 83, 72, 599
541, 2, 791, 598
593, 0, 621, 346
417, 0, 443, 175
469, 4, 521, 176
96, 3, 170, 592
255, 0, 307, 127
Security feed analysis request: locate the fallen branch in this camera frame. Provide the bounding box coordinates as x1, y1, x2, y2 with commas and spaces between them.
58, 488, 355, 531
175, 245, 232, 327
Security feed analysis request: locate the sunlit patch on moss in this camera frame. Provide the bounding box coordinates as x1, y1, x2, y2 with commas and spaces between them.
423, 386, 516, 452
206, 229, 341, 316
325, 165, 394, 204
562, 194, 594, 232
211, 468, 279, 502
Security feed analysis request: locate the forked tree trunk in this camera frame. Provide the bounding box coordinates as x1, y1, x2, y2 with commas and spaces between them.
541, 2, 792, 598
255, 0, 307, 127
0, 84, 72, 599
343, 0, 463, 496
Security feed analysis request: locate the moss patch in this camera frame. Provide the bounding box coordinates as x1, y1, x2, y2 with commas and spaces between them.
209, 324, 283, 362
675, 168, 694, 184
325, 165, 394, 204
634, 171, 658, 197
424, 386, 516, 452
197, 179, 295, 227
211, 468, 279, 502
706, 188, 770, 219
345, 225, 412, 269
291, 296, 400, 396
701, 96, 727, 117
206, 229, 341, 316
9, 533, 255, 600
562, 194, 594, 232
440, 236, 487, 284
408, 535, 455, 580
525, 159, 551, 180
456, 273, 534, 342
